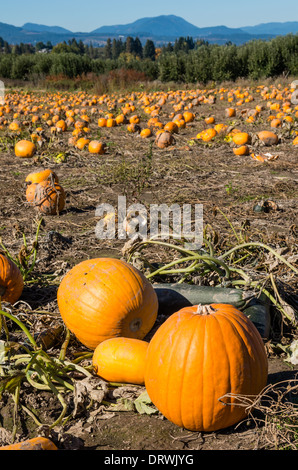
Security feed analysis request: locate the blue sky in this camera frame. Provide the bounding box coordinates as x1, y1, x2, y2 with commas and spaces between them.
2, 0, 298, 31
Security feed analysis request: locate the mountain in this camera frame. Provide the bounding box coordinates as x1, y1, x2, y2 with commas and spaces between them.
241, 21, 298, 36
92, 15, 256, 43
0, 16, 297, 47
22, 23, 72, 35
0, 21, 76, 45
92, 14, 203, 37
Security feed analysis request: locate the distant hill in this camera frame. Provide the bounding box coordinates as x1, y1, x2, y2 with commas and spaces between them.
92, 14, 203, 37
22, 23, 72, 35
0, 15, 297, 47
241, 21, 298, 36
92, 16, 251, 37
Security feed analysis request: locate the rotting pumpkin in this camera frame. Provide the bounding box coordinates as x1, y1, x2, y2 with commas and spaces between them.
144, 303, 268, 432
57, 258, 158, 350
26, 180, 65, 215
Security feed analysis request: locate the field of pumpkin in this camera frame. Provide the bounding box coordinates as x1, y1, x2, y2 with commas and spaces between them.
0, 78, 297, 450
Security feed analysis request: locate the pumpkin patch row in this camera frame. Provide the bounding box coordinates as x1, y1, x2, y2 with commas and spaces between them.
0, 81, 296, 165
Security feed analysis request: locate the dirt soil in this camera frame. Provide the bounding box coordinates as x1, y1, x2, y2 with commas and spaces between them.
0, 80, 297, 450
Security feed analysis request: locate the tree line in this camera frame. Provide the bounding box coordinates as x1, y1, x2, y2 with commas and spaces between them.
0, 33, 297, 84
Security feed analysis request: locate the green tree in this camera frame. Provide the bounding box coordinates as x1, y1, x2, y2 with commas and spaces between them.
143, 39, 156, 60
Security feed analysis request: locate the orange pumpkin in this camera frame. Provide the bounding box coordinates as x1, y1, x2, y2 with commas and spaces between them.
25, 169, 59, 185
257, 130, 279, 146
57, 258, 158, 350
92, 337, 149, 384
225, 107, 236, 117
127, 123, 140, 133
232, 132, 251, 146
183, 111, 195, 123
140, 128, 152, 138
0, 437, 57, 450
88, 140, 106, 154
106, 118, 116, 128
145, 303, 268, 432
14, 140, 36, 158
233, 145, 250, 156
55, 119, 67, 132
0, 254, 24, 304
98, 118, 107, 127
200, 128, 217, 142
164, 121, 179, 134
75, 137, 90, 150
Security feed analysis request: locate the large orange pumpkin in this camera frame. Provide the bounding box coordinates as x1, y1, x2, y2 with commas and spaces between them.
144, 303, 268, 432
92, 337, 149, 384
0, 254, 24, 304
57, 258, 158, 350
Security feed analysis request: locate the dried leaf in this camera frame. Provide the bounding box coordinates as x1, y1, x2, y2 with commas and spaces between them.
134, 391, 158, 415
73, 377, 109, 417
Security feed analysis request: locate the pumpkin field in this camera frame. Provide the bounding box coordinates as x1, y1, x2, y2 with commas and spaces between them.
0, 77, 297, 451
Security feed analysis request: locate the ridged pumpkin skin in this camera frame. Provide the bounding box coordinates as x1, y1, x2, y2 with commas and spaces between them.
92, 337, 149, 384
57, 258, 158, 350
0, 437, 57, 450
0, 254, 24, 304
144, 303, 268, 432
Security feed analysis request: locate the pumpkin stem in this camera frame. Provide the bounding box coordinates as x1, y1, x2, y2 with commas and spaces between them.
196, 304, 216, 315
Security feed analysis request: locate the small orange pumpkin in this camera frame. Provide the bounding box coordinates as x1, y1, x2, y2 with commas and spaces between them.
140, 128, 152, 138
225, 107, 236, 118
88, 140, 106, 154
98, 118, 107, 127
164, 121, 179, 134
75, 137, 90, 150
14, 140, 36, 158
200, 128, 217, 142
233, 145, 249, 156
232, 132, 251, 146
92, 337, 149, 384
183, 111, 195, 123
